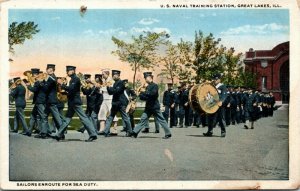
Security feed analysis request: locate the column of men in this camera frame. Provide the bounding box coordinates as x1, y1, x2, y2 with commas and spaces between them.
145, 73, 276, 137
9, 65, 173, 141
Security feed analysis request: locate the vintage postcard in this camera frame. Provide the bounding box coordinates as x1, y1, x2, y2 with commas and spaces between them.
0, 0, 299, 190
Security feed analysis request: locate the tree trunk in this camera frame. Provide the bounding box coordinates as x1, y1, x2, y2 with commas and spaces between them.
133, 62, 137, 90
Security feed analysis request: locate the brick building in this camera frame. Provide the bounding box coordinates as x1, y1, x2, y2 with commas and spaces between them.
244, 41, 289, 104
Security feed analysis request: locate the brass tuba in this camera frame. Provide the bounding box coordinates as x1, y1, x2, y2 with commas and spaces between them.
77, 72, 89, 88
23, 71, 35, 86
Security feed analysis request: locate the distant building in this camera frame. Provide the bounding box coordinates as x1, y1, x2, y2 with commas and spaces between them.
244, 41, 289, 104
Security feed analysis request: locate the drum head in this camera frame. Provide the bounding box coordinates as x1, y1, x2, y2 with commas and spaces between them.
196, 83, 220, 114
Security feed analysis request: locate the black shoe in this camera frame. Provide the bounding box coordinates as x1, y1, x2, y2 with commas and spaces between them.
10, 130, 18, 133
244, 125, 249, 129
120, 128, 126, 132
179, 125, 183, 128
131, 132, 138, 138
32, 130, 40, 134
203, 132, 213, 137
251, 127, 254, 129
85, 136, 97, 142
162, 134, 172, 139
109, 133, 118, 136
141, 128, 149, 133
77, 128, 85, 133
22, 132, 31, 137
98, 131, 105, 135
154, 130, 160, 133
221, 133, 226, 137
34, 134, 47, 139
125, 132, 132, 137
104, 133, 110, 137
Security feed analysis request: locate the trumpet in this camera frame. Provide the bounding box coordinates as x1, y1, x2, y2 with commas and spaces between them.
136, 83, 147, 95
77, 72, 90, 88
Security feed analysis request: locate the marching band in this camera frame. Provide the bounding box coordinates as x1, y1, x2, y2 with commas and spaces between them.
9, 64, 276, 142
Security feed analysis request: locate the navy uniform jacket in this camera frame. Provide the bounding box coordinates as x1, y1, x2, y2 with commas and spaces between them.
10, 84, 26, 108
82, 86, 98, 112
181, 89, 189, 107
27, 81, 47, 104
235, 91, 241, 107
230, 92, 238, 108
243, 93, 259, 112
62, 74, 82, 105
44, 74, 58, 104
107, 79, 127, 107
139, 82, 160, 111
216, 83, 228, 107
270, 96, 275, 107
163, 90, 174, 107
125, 88, 137, 101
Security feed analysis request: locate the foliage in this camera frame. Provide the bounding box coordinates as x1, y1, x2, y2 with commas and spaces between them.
8, 21, 40, 53
111, 31, 169, 89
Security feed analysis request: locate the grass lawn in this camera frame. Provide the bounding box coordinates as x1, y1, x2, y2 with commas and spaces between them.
9, 106, 153, 130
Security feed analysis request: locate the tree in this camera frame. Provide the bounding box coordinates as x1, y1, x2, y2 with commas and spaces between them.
8, 21, 40, 53
157, 41, 180, 85
111, 31, 169, 89
222, 47, 243, 86
176, 31, 226, 84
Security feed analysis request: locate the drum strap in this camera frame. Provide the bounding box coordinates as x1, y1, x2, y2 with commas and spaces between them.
124, 90, 130, 101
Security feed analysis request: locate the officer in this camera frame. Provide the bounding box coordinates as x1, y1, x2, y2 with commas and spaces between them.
131, 72, 172, 139
77, 74, 101, 134
122, 79, 137, 131
25, 68, 49, 139
10, 77, 31, 136
56, 66, 97, 142
103, 70, 133, 137
162, 83, 176, 128
43, 64, 65, 134
203, 73, 228, 137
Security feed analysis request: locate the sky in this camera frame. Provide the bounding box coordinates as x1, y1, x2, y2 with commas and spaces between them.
9, 9, 289, 82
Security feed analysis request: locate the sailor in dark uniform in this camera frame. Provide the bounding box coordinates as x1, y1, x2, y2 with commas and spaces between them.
203, 73, 228, 137
268, 92, 276, 117
94, 74, 104, 131
224, 85, 232, 126
234, 86, 242, 124
43, 64, 65, 134
56, 66, 97, 142
103, 70, 133, 137
162, 83, 176, 127
243, 88, 259, 129
229, 86, 238, 125
77, 74, 101, 134
178, 83, 186, 128
122, 79, 137, 131
132, 72, 172, 139
10, 77, 31, 136
26, 68, 49, 139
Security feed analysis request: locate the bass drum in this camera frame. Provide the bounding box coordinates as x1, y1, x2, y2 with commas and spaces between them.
189, 82, 220, 114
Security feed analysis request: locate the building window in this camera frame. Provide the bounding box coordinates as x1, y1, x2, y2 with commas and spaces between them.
262, 76, 267, 91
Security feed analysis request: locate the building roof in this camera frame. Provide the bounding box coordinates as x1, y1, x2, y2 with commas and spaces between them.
244, 41, 289, 63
